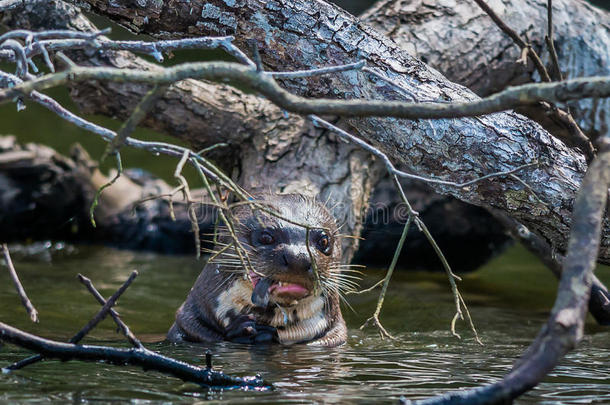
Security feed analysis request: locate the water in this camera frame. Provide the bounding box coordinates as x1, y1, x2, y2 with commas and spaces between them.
1, 244, 608, 404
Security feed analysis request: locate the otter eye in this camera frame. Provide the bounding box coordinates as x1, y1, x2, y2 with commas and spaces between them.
316, 234, 331, 254
259, 231, 275, 245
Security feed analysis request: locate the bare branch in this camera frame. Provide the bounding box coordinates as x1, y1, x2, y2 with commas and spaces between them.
77, 274, 143, 348
71, 270, 138, 343
471, 0, 594, 161
410, 147, 610, 404
1, 62, 608, 120
271, 60, 365, 79
472, 0, 551, 83
0, 31, 246, 65
0, 321, 270, 389
4, 270, 138, 371
106, 84, 169, 156
360, 215, 413, 340
545, 0, 563, 82
1, 243, 38, 323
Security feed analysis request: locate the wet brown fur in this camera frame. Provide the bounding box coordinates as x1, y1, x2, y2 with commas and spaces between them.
168, 194, 348, 347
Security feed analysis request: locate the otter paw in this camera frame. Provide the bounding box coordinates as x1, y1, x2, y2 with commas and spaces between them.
225, 315, 278, 344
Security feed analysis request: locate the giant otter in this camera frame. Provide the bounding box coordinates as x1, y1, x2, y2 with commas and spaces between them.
167, 194, 349, 347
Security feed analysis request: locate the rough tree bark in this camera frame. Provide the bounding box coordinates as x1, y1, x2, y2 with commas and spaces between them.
2, 0, 609, 264
59, 0, 610, 264
0, 0, 505, 270
0, 0, 381, 261
357, 0, 609, 269
362, 0, 609, 140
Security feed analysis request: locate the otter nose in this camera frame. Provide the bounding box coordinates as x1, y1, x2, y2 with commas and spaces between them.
280, 245, 311, 273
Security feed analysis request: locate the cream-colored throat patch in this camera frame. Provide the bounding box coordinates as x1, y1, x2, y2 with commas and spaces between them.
214, 279, 329, 343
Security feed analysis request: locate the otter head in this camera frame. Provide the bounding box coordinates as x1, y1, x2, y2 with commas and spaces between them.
213, 194, 342, 308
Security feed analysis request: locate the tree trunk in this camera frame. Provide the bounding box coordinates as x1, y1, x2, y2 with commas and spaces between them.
61, 0, 609, 264
0, 0, 382, 261
362, 0, 609, 141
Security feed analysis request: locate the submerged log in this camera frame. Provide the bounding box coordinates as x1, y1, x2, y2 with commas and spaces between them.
355, 176, 512, 272
0, 136, 202, 252
0, 136, 507, 270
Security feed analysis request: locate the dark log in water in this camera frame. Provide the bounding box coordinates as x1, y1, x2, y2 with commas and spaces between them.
0, 136, 507, 271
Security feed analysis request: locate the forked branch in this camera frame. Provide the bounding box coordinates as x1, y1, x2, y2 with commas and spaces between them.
1, 271, 271, 390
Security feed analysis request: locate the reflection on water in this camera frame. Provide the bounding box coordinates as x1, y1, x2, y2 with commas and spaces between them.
0, 244, 609, 404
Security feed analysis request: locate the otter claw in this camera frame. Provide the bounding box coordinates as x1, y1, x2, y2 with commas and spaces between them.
226, 315, 278, 344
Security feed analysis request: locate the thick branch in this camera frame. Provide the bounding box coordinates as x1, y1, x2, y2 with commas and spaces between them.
0, 322, 270, 389
67, 0, 606, 263
411, 147, 610, 404
362, 0, 610, 140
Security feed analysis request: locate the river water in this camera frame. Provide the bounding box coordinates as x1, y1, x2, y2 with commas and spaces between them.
1, 244, 608, 404
1, 1, 609, 402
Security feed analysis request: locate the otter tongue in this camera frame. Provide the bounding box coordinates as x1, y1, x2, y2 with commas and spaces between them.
251, 277, 274, 308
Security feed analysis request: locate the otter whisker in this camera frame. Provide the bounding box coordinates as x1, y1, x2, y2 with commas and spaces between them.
331, 274, 363, 282
328, 267, 365, 272
210, 273, 236, 294
211, 262, 246, 269
324, 279, 360, 294
328, 273, 363, 283
320, 280, 356, 313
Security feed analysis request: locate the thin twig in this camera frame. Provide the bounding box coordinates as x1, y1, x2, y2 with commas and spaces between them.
174, 150, 201, 258
545, 0, 563, 82
0, 34, 243, 66
69, 270, 138, 343
272, 60, 365, 78
106, 84, 169, 157
360, 215, 413, 340
77, 274, 143, 349
1, 244, 38, 323
4, 270, 138, 371
347, 277, 385, 295
89, 152, 122, 227
472, 0, 551, 82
